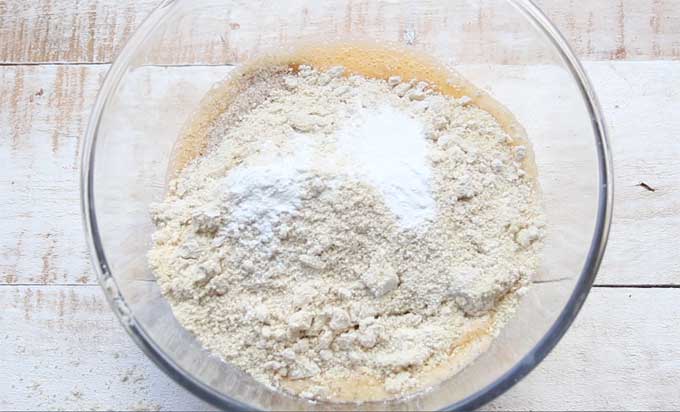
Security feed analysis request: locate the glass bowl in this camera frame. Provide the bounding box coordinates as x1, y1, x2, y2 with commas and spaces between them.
80, 0, 612, 410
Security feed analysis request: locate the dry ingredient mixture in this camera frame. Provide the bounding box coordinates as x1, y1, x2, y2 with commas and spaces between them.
149, 63, 543, 402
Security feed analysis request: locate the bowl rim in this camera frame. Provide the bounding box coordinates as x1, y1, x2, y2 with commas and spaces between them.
80, 0, 613, 410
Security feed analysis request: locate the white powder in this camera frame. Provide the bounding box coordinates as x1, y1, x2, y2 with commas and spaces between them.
336, 105, 435, 229
222, 105, 435, 235
218, 134, 313, 247
149, 64, 544, 402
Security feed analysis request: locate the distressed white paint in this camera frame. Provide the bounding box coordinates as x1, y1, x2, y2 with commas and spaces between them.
0, 65, 100, 286
0, 64, 228, 285
588, 61, 680, 285
489, 288, 680, 411
0, 0, 679, 64
0, 0, 159, 63
0, 285, 214, 411
1, 286, 679, 410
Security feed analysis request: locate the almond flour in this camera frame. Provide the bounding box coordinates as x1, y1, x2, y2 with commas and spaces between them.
148, 64, 543, 402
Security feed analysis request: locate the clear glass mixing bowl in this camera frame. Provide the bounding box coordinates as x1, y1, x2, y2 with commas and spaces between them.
81, 0, 612, 410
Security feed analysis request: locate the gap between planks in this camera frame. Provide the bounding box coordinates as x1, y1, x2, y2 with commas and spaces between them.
594, 284, 680, 289
0, 62, 237, 67
0, 283, 100, 287
1, 283, 678, 289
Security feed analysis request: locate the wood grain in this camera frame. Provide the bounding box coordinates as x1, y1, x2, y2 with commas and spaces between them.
589, 61, 680, 286
0, 64, 228, 286
0, 285, 213, 411
0, 0, 679, 65
0, 0, 157, 64
0, 65, 103, 286
536, 0, 680, 60
489, 287, 680, 410
3, 61, 678, 286
2, 285, 678, 410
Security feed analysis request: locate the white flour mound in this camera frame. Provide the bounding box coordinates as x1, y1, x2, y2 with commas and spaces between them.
148, 65, 544, 402
336, 105, 435, 229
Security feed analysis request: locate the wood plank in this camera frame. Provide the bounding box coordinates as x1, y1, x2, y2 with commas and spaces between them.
490, 287, 680, 410
587, 61, 680, 286
2, 285, 678, 410
0, 0, 158, 63
2, 61, 679, 286
536, 0, 680, 60
0, 0, 679, 64
0, 285, 214, 411
0, 65, 102, 286
0, 64, 228, 285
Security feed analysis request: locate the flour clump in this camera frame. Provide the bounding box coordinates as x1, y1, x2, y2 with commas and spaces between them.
149, 62, 543, 402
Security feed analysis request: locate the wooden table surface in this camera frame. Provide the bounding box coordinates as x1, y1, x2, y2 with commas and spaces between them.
1, 1, 679, 410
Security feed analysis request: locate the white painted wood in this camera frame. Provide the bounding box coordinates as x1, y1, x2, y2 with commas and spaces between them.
0, 65, 102, 285
0, 0, 159, 63
489, 287, 680, 411
535, 0, 680, 60
0, 285, 214, 411
587, 61, 680, 286
1, 0, 679, 64
1, 286, 678, 410
2, 61, 678, 286
0, 64, 228, 285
